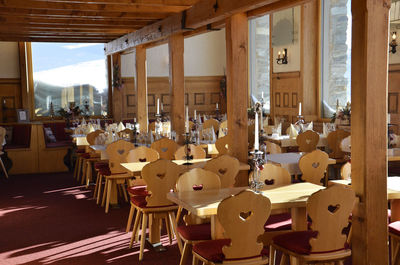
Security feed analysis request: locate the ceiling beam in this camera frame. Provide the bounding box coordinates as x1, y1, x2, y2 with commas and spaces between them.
0, 36, 112, 42
247, 0, 309, 18
105, 0, 307, 55
28, 0, 199, 6
0, 24, 141, 31
0, 27, 133, 34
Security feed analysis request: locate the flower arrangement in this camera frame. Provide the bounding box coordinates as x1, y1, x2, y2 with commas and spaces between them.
57, 104, 82, 120
112, 64, 123, 90
331, 102, 351, 124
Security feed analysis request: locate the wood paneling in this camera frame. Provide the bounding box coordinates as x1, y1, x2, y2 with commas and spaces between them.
388, 64, 400, 130
0, 78, 22, 123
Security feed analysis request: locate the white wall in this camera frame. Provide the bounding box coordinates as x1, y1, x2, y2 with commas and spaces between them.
121, 29, 226, 77
0, 42, 20, 78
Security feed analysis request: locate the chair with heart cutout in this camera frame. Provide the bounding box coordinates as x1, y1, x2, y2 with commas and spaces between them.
125, 146, 160, 233
296, 130, 320, 152
129, 159, 182, 261
174, 144, 206, 160
204, 154, 239, 188
192, 189, 271, 265
299, 149, 330, 186
203, 118, 220, 134
215, 135, 229, 155
270, 184, 356, 265
265, 141, 282, 154
100, 139, 135, 213
176, 168, 221, 265
151, 137, 179, 160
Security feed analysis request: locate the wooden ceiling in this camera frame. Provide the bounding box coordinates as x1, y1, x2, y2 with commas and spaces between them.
0, 0, 199, 43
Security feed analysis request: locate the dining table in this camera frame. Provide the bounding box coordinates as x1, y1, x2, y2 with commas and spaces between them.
266, 134, 328, 151
167, 182, 325, 239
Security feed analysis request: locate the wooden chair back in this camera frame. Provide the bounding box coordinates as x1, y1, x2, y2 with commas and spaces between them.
299, 149, 329, 185
106, 139, 135, 174
126, 146, 159, 163
174, 144, 206, 160
215, 135, 229, 155
150, 138, 179, 160
142, 160, 181, 207
220, 120, 228, 131
296, 130, 319, 152
117, 128, 133, 139
86, 130, 104, 145
204, 154, 239, 188
176, 168, 221, 192
265, 141, 282, 154
250, 164, 291, 190
307, 185, 356, 252
0, 126, 6, 147
203, 118, 219, 133
327, 129, 351, 159
341, 162, 351, 180
217, 189, 271, 260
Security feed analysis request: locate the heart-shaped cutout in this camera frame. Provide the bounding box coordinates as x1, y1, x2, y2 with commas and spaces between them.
306, 139, 311, 144
161, 147, 168, 152
218, 168, 228, 175
139, 158, 147, 162
192, 184, 203, 191
264, 179, 275, 185
117, 149, 125, 155
328, 204, 340, 213
239, 211, 253, 221
312, 162, 320, 168
156, 173, 166, 179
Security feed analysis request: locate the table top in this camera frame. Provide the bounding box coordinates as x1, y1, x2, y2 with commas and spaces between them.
167, 182, 325, 217
329, 177, 400, 200
266, 134, 328, 148
267, 152, 336, 165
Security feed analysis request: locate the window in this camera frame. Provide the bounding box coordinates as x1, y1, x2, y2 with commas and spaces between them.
31, 43, 108, 117
321, 0, 352, 118
249, 14, 270, 112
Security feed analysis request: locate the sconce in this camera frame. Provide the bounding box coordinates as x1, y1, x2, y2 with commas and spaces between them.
276, 48, 288, 65
390, 32, 398, 54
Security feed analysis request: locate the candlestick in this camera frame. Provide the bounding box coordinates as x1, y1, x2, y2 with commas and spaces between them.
134, 117, 136, 123
278, 51, 281, 59
185, 106, 189, 133
157, 98, 160, 115
261, 91, 264, 99
216, 103, 219, 110
161, 102, 164, 111
254, 111, 259, 150
298, 102, 302, 116
388, 113, 391, 124
260, 109, 263, 132
194, 109, 197, 120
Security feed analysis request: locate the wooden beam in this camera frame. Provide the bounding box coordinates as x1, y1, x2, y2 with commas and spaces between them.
351, 0, 390, 264
0, 27, 132, 34
136, 46, 148, 133
0, 36, 113, 43
226, 13, 248, 187
18, 42, 30, 111
168, 33, 185, 144
30, 0, 199, 5
105, 0, 307, 55
247, 0, 309, 18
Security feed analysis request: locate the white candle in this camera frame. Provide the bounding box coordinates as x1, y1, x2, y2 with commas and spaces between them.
194, 109, 197, 120
185, 106, 189, 133
157, 98, 160, 115
254, 112, 259, 150
261, 91, 264, 99
260, 108, 263, 131
298, 102, 302, 116
134, 117, 136, 123
388, 113, 391, 124
216, 103, 219, 110
278, 51, 281, 59
161, 102, 164, 111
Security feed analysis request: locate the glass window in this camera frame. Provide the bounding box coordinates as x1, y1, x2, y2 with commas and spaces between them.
31, 43, 108, 117
321, 0, 352, 118
249, 15, 270, 112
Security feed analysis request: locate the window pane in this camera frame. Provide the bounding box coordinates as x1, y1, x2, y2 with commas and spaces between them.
321, 0, 352, 118
249, 15, 270, 112
31, 43, 108, 117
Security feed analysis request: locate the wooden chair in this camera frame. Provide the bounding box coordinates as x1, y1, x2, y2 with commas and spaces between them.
150, 138, 179, 160
176, 168, 221, 265
192, 190, 271, 265
204, 154, 239, 188
218, 120, 228, 137
129, 160, 182, 261
0, 127, 8, 178
214, 135, 229, 155
101, 140, 135, 213
125, 146, 160, 232
174, 144, 206, 160
203, 118, 219, 134
270, 185, 356, 265
296, 130, 319, 152
389, 221, 400, 264
265, 141, 282, 154
327, 129, 351, 159
251, 163, 291, 190
341, 162, 351, 180
117, 128, 133, 139
148, 121, 156, 132
80, 130, 104, 187
299, 149, 329, 185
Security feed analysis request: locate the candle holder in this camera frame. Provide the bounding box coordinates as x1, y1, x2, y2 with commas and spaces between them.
192, 119, 200, 145
131, 120, 138, 146
155, 113, 163, 136
295, 115, 305, 133
250, 150, 265, 193
215, 106, 221, 121
182, 132, 194, 165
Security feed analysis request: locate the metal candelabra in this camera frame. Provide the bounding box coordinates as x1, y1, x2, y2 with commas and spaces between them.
192, 119, 200, 145
295, 115, 305, 133
155, 114, 162, 136
250, 150, 265, 193
183, 132, 193, 165
132, 120, 138, 146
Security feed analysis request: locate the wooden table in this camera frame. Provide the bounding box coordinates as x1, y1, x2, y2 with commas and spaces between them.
266, 152, 336, 175
167, 182, 325, 239
71, 134, 89, 146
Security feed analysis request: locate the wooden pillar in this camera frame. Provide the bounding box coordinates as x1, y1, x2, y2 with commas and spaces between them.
111, 53, 123, 121
226, 13, 249, 187
18, 42, 29, 111
351, 0, 389, 264
168, 33, 185, 144
136, 46, 148, 133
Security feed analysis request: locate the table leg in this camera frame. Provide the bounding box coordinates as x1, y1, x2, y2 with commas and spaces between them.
291, 207, 307, 231
211, 215, 225, 239
147, 213, 166, 252
109, 180, 118, 205
391, 199, 400, 221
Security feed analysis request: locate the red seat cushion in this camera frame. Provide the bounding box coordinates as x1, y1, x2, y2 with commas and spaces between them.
81, 153, 91, 159
131, 195, 148, 207
127, 186, 149, 196
389, 221, 400, 236
264, 212, 292, 232
177, 223, 211, 241
273, 231, 325, 255
95, 162, 109, 170
99, 168, 111, 176
76, 149, 85, 154
193, 239, 269, 263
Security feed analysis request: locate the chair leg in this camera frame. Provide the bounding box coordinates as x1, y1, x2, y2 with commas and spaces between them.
81, 159, 87, 185
85, 161, 92, 188
130, 210, 142, 248
105, 179, 112, 213
176, 206, 182, 223
126, 204, 135, 232
279, 253, 287, 265
101, 178, 108, 206
0, 157, 8, 178
168, 211, 183, 254
74, 155, 80, 179
93, 171, 100, 199
269, 245, 276, 265
121, 182, 129, 202
76, 157, 82, 182
179, 242, 191, 265
164, 215, 172, 244
192, 254, 200, 265
97, 174, 104, 205
139, 213, 148, 261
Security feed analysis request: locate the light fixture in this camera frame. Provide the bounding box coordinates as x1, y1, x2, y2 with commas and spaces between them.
390, 32, 398, 54
276, 48, 288, 64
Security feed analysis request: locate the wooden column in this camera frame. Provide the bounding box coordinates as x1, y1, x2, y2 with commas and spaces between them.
168, 33, 185, 144
351, 0, 389, 264
111, 53, 123, 121
136, 46, 148, 133
226, 13, 249, 187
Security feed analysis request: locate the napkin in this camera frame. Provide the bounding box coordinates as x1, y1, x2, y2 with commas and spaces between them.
81, 118, 86, 125
197, 114, 202, 124
211, 127, 217, 143
218, 127, 226, 138
117, 122, 125, 132
340, 136, 351, 153
301, 121, 313, 132
87, 124, 95, 133
106, 132, 113, 144
288, 124, 299, 139
272, 123, 282, 136
323, 122, 336, 137
203, 114, 208, 121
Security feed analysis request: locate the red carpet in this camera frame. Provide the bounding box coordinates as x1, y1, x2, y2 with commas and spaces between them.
0, 172, 181, 265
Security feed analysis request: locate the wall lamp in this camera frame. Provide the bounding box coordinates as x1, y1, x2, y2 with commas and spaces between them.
276, 48, 288, 65
390, 32, 398, 54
